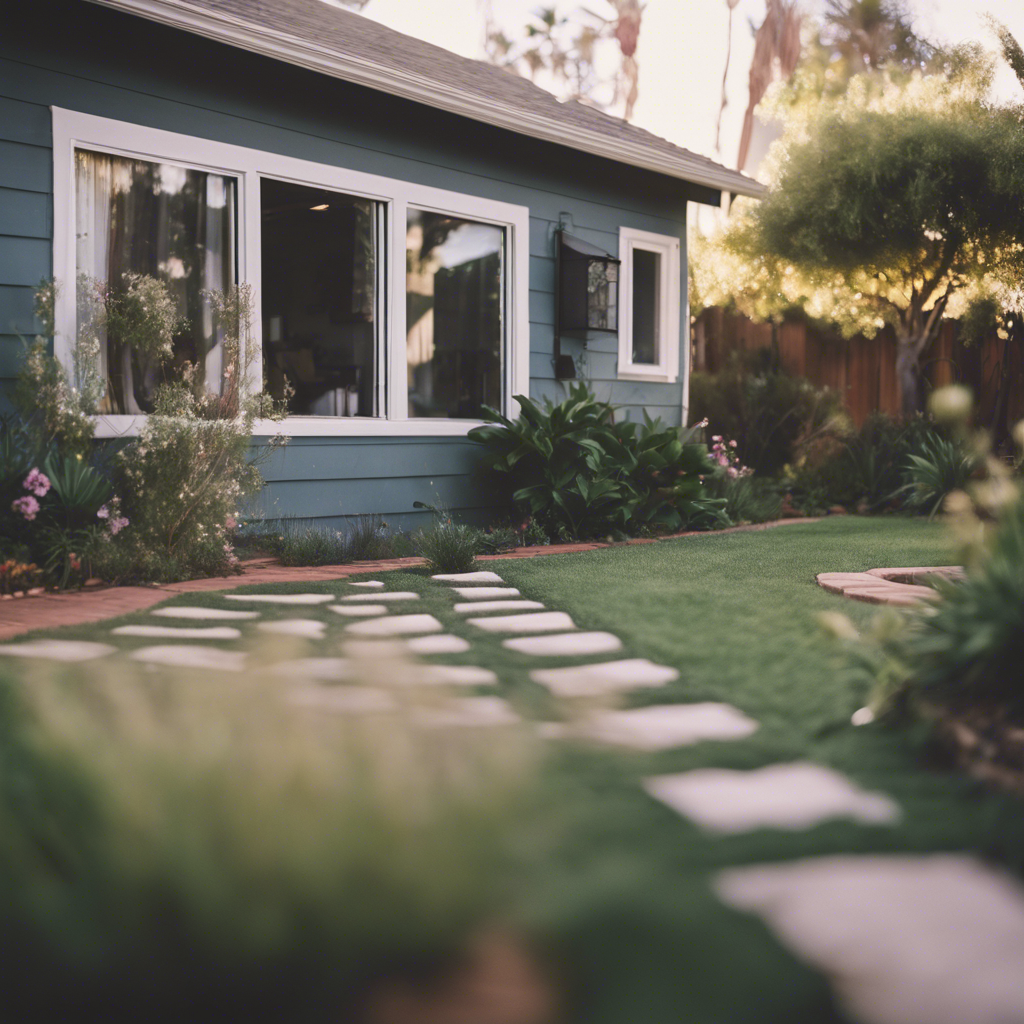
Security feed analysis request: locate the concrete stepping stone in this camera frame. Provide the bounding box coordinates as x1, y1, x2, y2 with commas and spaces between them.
713, 854, 1024, 1024
404, 665, 498, 687
452, 587, 521, 599
270, 657, 351, 681
0, 640, 116, 662
432, 571, 504, 583
469, 611, 576, 634
503, 632, 622, 656
643, 762, 900, 835
328, 604, 390, 617
112, 625, 242, 640
152, 606, 260, 621
346, 580, 385, 588
407, 634, 471, 655
344, 614, 443, 636
130, 645, 246, 673
224, 593, 334, 605
554, 703, 759, 750
257, 619, 326, 640
337, 592, 420, 603
287, 685, 397, 714
454, 599, 544, 613
415, 696, 521, 728
530, 658, 678, 697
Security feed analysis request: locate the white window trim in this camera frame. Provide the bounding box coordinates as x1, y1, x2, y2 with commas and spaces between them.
51, 107, 530, 439
616, 226, 680, 384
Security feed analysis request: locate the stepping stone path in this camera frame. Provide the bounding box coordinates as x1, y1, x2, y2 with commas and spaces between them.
152, 606, 260, 620
407, 634, 471, 655
552, 703, 760, 751
644, 762, 900, 835
531, 658, 678, 697
113, 625, 242, 640
288, 685, 396, 715
0, 639, 115, 662
399, 664, 498, 687
344, 614, 444, 636
130, 645, 246, 673
257, 619, 326, 639
271, 657, 352, 681
469, 611, 576, 634
346, 580, 385, 588
454, 599, 545, 613
328, 604, 390, 617
452, 587, 522, 599
714, 854, 1024, 1024
225, 593, 335, 605
336, 592, 420, 603
432, 571, 505, 583
414, 695, 521, 728
503, 631, 622, 656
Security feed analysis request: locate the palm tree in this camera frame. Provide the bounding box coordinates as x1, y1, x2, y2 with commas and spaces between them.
819, 0, 929, 71
715, 0, 742, 155
737, 0, 802, 173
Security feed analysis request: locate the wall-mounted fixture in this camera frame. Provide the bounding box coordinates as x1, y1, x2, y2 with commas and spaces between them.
554, 230, 620, 379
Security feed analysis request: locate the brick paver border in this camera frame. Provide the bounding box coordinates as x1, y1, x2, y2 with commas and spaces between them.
0, 518, 821, 641
816, 566, 964, 607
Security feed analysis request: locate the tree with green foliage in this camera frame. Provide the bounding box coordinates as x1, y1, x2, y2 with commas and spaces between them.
697, 53, 1024, 416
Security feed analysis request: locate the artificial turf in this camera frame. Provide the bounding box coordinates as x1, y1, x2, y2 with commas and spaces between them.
5, 516, 1023, 1022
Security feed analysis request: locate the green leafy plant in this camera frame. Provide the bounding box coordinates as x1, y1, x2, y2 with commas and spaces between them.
413, 503, 480, 573
899, 431, 979, 518
252, 515, 400, 567
469, 384, 721, 540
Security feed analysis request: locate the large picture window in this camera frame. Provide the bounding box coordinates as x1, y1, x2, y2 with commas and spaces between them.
75, 149, 237, 414
617, 226, 681, 384
406, 210, 504, 419
52, 109, 529, 437
261, 178, 380, 418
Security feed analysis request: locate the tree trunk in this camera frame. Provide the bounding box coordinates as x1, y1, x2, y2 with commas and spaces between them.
895, 337, 921, 418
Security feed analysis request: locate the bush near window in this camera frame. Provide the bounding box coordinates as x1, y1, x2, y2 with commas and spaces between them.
96, 283, 288, 582
688, 350, 849, 478
468, 384, 725, 542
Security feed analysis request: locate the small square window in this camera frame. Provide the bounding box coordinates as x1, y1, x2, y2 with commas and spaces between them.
618, 227, 680, 384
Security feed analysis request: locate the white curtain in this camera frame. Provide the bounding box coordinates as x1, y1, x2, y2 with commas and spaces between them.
74, 150, 236, 414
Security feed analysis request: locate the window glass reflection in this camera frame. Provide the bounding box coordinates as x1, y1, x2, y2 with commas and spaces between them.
406, 210, 504, 419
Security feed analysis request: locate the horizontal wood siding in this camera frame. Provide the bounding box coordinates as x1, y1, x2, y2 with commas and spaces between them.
0, 0, 700, 524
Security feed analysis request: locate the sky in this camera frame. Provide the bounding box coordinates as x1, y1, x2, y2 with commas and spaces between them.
355, 0, 1024, 171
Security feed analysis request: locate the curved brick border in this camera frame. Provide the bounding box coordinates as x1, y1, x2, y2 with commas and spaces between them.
0, 518, 821, 641
817, 566, 964, 607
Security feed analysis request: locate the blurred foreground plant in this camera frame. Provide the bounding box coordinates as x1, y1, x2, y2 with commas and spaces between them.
0, 645, 536, 1020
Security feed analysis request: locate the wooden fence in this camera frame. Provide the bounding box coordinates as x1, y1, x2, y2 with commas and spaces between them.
692, 307, 1024, 433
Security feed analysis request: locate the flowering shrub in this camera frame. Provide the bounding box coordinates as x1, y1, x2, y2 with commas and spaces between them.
101, 284, 287, 581
15, 281, 103, 460
103, 272, 186, 362
708, 435, 753, 480
0, 558, 43, 596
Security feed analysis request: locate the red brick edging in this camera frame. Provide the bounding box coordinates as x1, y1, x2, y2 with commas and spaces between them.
0, 518, 821, 641
816, 566, 965, 606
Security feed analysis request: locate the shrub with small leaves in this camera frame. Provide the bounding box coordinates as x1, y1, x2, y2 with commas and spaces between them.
413, 504, 480, 574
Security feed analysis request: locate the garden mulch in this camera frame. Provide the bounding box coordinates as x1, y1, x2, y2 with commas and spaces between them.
0, 518, 820, 641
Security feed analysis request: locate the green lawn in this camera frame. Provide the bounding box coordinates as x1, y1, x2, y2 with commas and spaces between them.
5, 517, 1022, 1022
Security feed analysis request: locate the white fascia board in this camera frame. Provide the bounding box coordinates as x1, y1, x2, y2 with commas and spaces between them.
86, 0, 765, 200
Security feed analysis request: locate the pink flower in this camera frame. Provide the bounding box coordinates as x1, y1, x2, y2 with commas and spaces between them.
12, 496, 40, 521
23, 468, 50, 498
712, 435, 722, 442
729, 440, 737, 448
727, 467, 739, 479
225, 515, 237, 530
108, 516, 129, 535
96, 505, 110, 519
717, 455, 729, 467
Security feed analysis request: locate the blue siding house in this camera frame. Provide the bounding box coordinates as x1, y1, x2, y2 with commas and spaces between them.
1, 0, 762, 530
